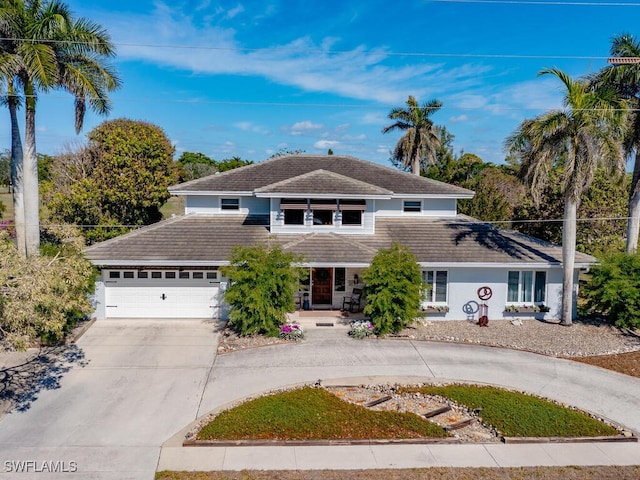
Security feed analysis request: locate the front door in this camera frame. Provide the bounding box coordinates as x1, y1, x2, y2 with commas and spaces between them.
312, 268, 333, 306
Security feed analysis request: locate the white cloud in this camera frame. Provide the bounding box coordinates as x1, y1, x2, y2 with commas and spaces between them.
314, 140, 339, 149
233, 121, 270, 134
449, 114, 469, 123
287, 121, 324, 136
103, 4, 487, 105
225, 4, 245, 19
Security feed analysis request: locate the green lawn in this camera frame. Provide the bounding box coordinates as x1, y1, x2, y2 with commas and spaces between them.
198, 386, 448, 441
197, 385, 619, 442
400, 385, 619, 438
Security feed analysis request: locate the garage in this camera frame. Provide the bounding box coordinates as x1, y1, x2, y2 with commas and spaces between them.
103, 269, 223, 319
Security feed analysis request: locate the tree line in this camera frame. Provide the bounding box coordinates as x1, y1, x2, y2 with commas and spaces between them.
382, 34, 640, 325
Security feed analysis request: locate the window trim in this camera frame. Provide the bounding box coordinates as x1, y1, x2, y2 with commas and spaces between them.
507, 270, 546, 304
220, 198, 240, 210
403, 200, 422, 213
422, 270, 448, 304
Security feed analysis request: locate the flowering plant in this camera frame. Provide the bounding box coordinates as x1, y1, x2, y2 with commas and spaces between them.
349, 320, 375, 339
279, 322, 304, 340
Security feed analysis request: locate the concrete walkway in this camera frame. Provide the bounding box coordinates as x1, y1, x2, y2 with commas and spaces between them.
0, 320, 638, 478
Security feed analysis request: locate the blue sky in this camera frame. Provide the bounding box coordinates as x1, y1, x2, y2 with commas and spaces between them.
2, 0, 639, 165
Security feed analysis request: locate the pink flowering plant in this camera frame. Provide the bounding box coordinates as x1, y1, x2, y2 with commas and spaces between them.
279, 322, 304, 341
349, 320, 375, 339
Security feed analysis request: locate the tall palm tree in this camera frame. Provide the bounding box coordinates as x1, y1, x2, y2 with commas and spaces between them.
592, 33, 640, 253
0, 0, 120, 256
382, 95, 443, 175
506, 68, 626, 326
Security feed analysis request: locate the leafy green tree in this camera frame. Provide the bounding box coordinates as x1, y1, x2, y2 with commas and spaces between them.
506, 68, 627, 325
177, 151, 215, 166
176, 151, 217, 182
47, 119, 177, 243
592, 33, 640, 253
582, 251, 640, 329
0, 0, 120, 257
513, 169, 628, 257
217, 156, 253, 172
362, 243, 424, 336
459, 167, 525, 223
382, 95, 443, 175
0, 225, 94, 350
221, 244, 302, 337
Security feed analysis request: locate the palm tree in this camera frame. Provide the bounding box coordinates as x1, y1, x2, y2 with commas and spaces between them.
592, 33, 640, 253
382, 95, 443, 175
0, 0, 120, 256
506, 68, 626, 326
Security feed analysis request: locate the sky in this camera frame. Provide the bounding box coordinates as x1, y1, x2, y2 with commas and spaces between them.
2, 0, 639, 166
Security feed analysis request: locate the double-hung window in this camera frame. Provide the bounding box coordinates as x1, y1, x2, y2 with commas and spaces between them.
507, 271, 546, 303
423, 270, 448, 303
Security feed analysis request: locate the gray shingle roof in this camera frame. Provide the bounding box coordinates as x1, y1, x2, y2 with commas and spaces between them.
170, 155, 473, 197
254, 169, 393, 196
84, 214, 595, 267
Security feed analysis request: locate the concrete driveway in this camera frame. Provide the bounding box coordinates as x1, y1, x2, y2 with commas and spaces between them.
0, 319, 220, 479
1, 322, 639, 478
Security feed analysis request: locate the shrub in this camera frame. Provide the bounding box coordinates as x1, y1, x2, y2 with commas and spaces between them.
221, 243, 302, 337
0, 226, 94, 350
582, 252, 640, 329
362, 242, 424, 336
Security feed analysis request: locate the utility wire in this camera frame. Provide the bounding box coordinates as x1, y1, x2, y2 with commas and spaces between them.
0, 36, 614, 61
430, 0, 640, 5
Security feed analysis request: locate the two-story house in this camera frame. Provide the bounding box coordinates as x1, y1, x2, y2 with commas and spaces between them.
85, 154, 594, 321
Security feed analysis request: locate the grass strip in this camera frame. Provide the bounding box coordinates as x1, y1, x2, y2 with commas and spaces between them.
197, 386, 447, 440
400, 385, 619, 437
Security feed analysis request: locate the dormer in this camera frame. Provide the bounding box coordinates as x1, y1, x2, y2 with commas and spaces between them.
254, 169, 392, 234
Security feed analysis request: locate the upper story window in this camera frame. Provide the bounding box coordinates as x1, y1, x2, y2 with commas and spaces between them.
508, 271, 546, 303
281, 198, 306, 225
311, 199, 337, 225
339, 200, 366, 226
221, 198, 240, 210
404, 200, 422, 213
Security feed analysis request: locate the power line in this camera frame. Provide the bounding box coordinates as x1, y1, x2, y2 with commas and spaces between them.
430, 0, 640, 5
0, 36, 612, 61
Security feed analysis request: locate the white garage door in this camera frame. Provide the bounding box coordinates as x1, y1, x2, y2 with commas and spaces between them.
104, 269, 223, 319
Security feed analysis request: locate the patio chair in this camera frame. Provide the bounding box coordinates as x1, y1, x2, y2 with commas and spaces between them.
342, 288, 363, 313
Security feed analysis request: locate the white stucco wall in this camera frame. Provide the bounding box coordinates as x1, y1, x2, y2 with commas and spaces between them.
420, 266, 564, 322
184, 195, 269, 215
375, 198, 457, 217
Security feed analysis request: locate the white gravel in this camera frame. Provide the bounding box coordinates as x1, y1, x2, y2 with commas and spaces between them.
398, 319, 640, 357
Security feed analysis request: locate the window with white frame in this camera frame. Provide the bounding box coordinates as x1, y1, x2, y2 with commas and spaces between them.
220, 198, 240, 210
507, 271, 546, 303
422, 270, 448, 303
404, 200, 421, 213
